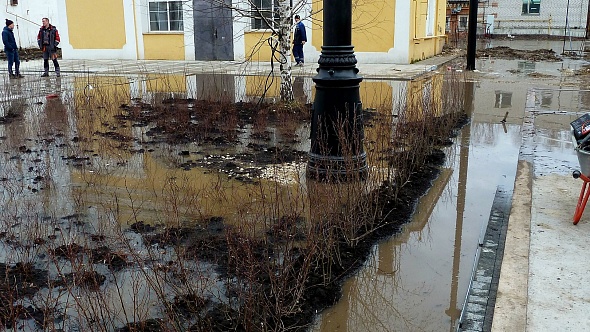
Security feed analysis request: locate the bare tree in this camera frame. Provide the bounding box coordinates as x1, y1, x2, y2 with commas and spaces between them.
190, 0, 311, 102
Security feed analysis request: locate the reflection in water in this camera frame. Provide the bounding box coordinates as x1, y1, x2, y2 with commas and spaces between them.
312, 78, 525, 332
446, 80, 475, 330
0, 69, 540, 330
517, 61, 536, 74
494, 91, 512, 108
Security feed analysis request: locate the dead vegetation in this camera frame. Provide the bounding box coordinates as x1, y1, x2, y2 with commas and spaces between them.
0, 68, 468, 331
477, 46, 561, 61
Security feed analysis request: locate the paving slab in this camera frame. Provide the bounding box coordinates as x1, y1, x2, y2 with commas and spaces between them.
4, 54, 459, 80
491, 88, 590, 332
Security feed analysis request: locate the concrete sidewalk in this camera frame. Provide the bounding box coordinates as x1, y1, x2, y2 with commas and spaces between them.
9, 54, 460, 80
490, 88, 590, 332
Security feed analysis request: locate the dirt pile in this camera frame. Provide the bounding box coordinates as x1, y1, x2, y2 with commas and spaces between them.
477, 46, 561, 61
0, 47, 61, 61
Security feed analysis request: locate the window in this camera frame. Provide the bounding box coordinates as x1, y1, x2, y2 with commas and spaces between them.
495, 91, 513, 108
522, 0, 540, 15
425, 0, 436, 36
251, 0, 279, 29
149, 1, 184, 31
459, 16, 468, 29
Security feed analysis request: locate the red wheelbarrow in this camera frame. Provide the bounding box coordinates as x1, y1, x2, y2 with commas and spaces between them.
573, 132, 590, 224
573, 170, 590, 225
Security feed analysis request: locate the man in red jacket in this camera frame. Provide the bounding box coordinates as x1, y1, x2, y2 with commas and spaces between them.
37, 17, 60, 77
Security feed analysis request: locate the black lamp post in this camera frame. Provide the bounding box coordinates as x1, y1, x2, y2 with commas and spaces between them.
466, 0, 478, 70
307, 0, 367, 180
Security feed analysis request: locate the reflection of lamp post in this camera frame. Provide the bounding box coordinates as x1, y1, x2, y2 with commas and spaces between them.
307, 0, 367, 180
446, 80, 474, 330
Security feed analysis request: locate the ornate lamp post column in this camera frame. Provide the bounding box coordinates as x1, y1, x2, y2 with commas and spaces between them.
307, 0, 367, 180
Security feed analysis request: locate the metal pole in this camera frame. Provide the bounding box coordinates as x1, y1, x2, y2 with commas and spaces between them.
307, 0, 367, 180
466, 0, 478, 70
563, 0, 571, 54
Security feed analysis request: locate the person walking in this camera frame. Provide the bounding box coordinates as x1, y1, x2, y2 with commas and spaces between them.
2, 19, 23, 79
292, 15, 307, 67
37, 17, 60, 77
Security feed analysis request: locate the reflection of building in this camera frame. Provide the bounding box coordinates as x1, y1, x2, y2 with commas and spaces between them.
518, 61, 536, 74
54, 0, 447, 64
495, 91, 513, 108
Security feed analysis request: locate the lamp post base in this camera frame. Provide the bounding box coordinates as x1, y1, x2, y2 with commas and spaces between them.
307, 151, 368, 181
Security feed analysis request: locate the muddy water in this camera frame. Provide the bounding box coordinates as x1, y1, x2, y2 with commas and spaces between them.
0, 44, 588, 331
312, 51, 589, 331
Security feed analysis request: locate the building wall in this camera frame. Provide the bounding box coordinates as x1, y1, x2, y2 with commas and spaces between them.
408, 0, 447, 63
57, 0, 193, 60
143, 33, 185, 60
4, 0, 60, 48
245, 0, 445, 65
66, 0, 126, 49
484, 0, 589, 37
244, 31, 275, 62
242, 2, 316, 63
352, 0, 395, 53
54, 0, 447, 63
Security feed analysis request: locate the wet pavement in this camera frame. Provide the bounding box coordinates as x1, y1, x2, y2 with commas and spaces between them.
0, 39, 589, 331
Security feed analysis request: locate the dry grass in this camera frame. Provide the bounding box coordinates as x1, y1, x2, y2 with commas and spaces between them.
0, 68, 466, 331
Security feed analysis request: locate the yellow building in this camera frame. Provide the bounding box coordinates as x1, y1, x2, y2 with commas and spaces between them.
57, 0, 446, 64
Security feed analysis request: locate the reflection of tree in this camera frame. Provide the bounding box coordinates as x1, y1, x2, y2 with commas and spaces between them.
43, 98, 69, 135
192, 0, 313, 102
347, 246, 435, 332
316, 165, 454, 332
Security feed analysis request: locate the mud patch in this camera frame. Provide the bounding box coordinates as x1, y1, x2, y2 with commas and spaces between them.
478, 46, 561, 61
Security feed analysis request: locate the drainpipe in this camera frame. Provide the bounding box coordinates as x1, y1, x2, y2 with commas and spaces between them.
586, 0, 590, 38
563, 0, 570, 54
132, 0, 140, 59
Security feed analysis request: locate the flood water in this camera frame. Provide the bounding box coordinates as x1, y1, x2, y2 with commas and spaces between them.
312, 39, 590, 332
0, 39, 588, 331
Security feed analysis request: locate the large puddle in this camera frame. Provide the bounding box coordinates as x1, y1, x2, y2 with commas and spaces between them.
0, 43, 588, 331
312, 45, 590, 331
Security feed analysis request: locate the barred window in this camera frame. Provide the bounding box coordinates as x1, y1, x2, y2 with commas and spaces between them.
251, 0, 279, 29
522, 0, 541, 15
149, 1, 184, 31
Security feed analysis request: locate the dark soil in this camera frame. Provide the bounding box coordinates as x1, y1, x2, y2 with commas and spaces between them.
0, 262, 49, 328
114, 99, 311, 181
0, 93, 468, 331
0, 109, 20, 124
118, 148, 451, 332
54, 271, 107, 291
477, 46, 562, 61
0, 47, 61, 62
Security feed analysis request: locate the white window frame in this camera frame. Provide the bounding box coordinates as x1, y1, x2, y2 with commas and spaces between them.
250, 0, 279, 30
459, 16, 468, 30
149, 1, 184, 32
425, 0, 436, 36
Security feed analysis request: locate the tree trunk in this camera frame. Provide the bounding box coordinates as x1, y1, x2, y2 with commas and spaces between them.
278, 0, 294, 102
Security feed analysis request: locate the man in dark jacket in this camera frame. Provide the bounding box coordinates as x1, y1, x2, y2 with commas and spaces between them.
292, 15, 307, 67
37, 17, 60, 77
2, 19, 23, 79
